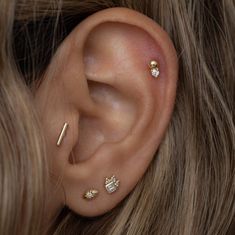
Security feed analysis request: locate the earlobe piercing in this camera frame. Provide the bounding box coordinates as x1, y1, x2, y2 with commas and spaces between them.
56, 123, 69, 146
83, 189, 99, 200
105, 175, 120, 194
83, 175, 120, 200
149, 60, 160, 78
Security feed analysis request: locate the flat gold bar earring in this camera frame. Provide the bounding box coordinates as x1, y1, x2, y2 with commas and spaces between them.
149, 60, 160, 78
56, 123, 69, 146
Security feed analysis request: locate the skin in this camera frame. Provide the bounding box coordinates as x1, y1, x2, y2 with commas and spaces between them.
35, 7, 178, 223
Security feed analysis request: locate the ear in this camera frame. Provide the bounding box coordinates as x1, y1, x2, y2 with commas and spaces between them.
35, 7, 178, 217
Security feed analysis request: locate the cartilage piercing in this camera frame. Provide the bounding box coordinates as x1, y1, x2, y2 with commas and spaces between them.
56, 123, 69, 146
149, 60, 160, 78
83, 189, 99, 200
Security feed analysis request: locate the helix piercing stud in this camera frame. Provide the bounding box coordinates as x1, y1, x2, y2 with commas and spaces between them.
83, 189, 99, 200
105, 175, 120, 194
56, 123, 69, 146
149, 60, 160, 78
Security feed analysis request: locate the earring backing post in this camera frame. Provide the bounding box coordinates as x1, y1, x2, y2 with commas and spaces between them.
56, 123, 69, 146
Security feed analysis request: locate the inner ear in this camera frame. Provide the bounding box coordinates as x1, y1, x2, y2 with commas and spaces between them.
72, 80, 137, 163
71, 22, 162, 163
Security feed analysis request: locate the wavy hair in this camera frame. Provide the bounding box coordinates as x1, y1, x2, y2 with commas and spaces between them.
0, 0, 234, 234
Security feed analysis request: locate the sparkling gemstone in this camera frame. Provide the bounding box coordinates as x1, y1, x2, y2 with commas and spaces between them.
106, 182, 117, 193
105, 176, 120, 193
84, 190, 98, 200
151, 68, 160, 78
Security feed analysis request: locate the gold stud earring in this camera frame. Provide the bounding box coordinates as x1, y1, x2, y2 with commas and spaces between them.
83, 189, 99, 200
56, 123, 69, 146
149, 60, 160, 78
105, 175, 120, 194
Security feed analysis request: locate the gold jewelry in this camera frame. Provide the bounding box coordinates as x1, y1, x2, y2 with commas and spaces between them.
56, 123, 69, 146
149, 60, 160, 78
83, 189, 99, 200
105, 175, 120, 194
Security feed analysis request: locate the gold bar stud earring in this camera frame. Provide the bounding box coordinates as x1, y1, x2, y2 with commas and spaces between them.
56, 123, 69, 146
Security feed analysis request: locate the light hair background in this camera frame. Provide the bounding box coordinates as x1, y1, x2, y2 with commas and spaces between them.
0, 0, 234, 235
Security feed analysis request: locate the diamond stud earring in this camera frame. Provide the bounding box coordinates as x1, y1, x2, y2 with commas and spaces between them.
105, 175, 120, 194
149, 60, 160, 78
83, 189, 99, 200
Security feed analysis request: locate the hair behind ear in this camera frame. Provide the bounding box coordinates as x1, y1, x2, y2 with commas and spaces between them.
0, 1, 48, 235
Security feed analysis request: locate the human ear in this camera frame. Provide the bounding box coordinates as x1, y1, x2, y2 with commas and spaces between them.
35, 7, 178, 217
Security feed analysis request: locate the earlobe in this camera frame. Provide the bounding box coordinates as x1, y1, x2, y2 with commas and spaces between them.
35, 8, 178, 217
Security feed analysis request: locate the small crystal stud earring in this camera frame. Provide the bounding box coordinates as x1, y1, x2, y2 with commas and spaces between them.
149, 60, 160, 78
105, 175, 120, 194
83, 189, 99, 200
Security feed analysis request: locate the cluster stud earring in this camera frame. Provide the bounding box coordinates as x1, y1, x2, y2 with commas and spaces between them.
149, 60, 160, 78
83, 189, 99, 200
105, 175, 120, 194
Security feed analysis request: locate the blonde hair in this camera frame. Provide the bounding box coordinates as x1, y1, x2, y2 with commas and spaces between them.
0, 1, 48, 235
0, 0, 235, 234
